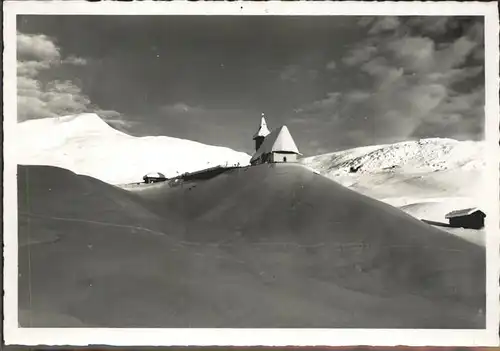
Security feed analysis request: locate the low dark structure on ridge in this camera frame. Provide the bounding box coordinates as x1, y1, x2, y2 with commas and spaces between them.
445, 207, 486, 229
143, 172, 167, 184
170, 165, 240, 183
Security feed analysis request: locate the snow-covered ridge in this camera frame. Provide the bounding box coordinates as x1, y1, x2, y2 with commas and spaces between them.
300, 138, 487, 241
17, 113, 251, 185
301, 138, 486, 176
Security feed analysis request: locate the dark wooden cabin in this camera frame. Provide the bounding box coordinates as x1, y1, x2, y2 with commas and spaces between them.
143, 172, 167, 184
445, 207, 486, 229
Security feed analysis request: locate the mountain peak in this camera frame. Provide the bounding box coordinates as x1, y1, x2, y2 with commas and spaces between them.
59, 112, 104, 122
17, 113, 251, 184
53, 113, 119, 133
17, 113, 127, 145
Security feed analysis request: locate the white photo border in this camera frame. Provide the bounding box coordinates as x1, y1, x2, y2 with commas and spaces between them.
3, 1, 500, 347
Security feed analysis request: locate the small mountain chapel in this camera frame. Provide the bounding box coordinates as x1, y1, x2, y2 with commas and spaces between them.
250, 114, 302, 165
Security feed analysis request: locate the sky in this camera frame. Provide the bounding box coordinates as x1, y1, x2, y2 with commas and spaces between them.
17, 15, 485, 156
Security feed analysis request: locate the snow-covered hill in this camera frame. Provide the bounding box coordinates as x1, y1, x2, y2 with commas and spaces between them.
18, 163, 485, 328
17, 113, 251, 185
301, 138, 487, 244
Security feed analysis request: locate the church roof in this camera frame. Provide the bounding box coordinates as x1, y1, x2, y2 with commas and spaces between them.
250, 125, 301, 163
252, 116, 271, 139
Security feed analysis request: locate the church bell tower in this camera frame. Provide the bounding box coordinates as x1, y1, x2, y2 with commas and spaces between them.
252, 113, 270, 151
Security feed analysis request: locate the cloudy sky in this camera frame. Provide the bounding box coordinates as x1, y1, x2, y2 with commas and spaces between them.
17, 15, 484, 156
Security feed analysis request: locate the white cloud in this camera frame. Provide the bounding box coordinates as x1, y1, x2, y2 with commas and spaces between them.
280, 64, 300, 82
95, 109, 136, 131
346, 90, 371, 103
17, 76, 42, 97
301, 17, 485, 145
17, 79, 90, 120
17, 32, 116, 122
62, 55, 88, 66
436, 35, 478, 70
342, 45, 377, 66
368, 16, 401, 34
386, 36, 435, 73
162, 102, 204, 114
405, 17, 452, 36
326, 60, 337, 70
309, 92, 341, 110
17, 60, 51, 78
279, 64, 318, 83
17, 32, 60, 62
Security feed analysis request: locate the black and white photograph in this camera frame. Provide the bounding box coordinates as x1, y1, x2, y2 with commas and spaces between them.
3, 1, 500, 347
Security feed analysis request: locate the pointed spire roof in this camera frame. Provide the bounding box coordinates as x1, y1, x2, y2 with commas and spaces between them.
252, 113, 270, 139
250, 125, 301, 163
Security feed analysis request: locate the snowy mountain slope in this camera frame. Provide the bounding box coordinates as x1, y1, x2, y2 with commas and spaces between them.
302, 138, 485, 176
301, 138, 485, 200
300, 138, 487, 243
17, 113, 251, 185
18, 164, 485, 328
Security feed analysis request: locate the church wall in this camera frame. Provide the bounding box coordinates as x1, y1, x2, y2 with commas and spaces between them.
271, 153, 297, 163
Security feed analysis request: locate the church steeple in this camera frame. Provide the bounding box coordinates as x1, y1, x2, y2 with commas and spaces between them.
252, 113, 270, 151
